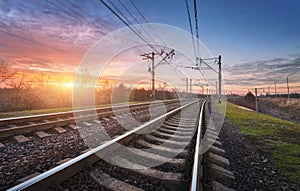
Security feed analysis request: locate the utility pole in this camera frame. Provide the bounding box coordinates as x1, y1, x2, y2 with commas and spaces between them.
186, 78, 189, 93
249, 87, 264, 112
189, 78, 192, 93
218, 55, 222, 103
141, 50, 175, 101
215, 81, 218, 96
181, 77, 189, 93
255, 88, 258, 112
287, 76, 290, 101
207, 87, 208, 98
268, 85, 270, 98
141, 52, 156, 100
274, 82, 277, 99
183, 55, 222, 102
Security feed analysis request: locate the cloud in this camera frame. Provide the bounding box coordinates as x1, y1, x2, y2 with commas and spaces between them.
0, 0, 121, 72
223, 56, 300, 87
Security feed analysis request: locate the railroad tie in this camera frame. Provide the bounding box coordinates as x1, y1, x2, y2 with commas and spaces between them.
14, 135, 30, 143
89, 170, 144, 191
35, 131, 50, 138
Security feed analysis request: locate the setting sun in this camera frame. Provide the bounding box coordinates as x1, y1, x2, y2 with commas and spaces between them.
63, 82, 74, 88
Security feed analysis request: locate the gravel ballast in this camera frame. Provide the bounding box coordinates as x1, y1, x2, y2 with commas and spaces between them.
0, 103, 181, 190
219, 119, 300, 191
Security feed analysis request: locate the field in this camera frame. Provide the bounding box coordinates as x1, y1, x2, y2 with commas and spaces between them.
225, 102, 300, 184
230, 97, 300, 124
259, 98, 300, 124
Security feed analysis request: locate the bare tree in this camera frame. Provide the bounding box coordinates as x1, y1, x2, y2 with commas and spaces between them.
7, 71, 28, 90
0, 58, 15, 85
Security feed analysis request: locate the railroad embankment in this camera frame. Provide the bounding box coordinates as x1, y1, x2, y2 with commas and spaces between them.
230, 97, 300, 124
221, 102, 300, 190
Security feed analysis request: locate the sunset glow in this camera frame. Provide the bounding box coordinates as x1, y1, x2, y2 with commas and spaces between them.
0, 0, 299, 95
63, 82, 74, 89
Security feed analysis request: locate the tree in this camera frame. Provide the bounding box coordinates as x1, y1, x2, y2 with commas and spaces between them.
112, 83, 129, 103
245, 91, 255, 102
0, 58, 15, 85
6, 71, 28, 90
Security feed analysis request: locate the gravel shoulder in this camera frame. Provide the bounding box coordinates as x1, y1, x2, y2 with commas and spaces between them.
219, 119, 300, 191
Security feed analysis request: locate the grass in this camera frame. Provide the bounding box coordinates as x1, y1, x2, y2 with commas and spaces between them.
225, 102, 300, 183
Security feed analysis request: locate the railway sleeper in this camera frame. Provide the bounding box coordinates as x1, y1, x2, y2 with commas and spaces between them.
157, 127, 194, 136
166, 119, 197, 126
145, 134, 190, 148
164, 121, 195, 128
135, 140, 189, 158
151, 131, 193, 141
160, 124, 195, 132
110, 156, 186, 190
89, 169, 143, 191
107, 148, 186, 171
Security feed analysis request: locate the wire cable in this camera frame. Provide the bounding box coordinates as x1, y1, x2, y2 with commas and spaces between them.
185, 0, 198, 63
193, 0, 200, 59
99, 0, 158, 51
116, 0, 159, 47
129, 0, 167, 47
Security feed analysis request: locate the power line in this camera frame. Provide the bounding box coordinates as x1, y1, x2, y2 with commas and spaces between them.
46, 0, 86, 24
129, 0, 167, 47
106, 0, 135, 26
99, 0, 160, 53
185, 0, 197, 63
193, 0, 200, 59
117, 0, 140, 26
116, 0, 159, 47
65, 0, 91, 18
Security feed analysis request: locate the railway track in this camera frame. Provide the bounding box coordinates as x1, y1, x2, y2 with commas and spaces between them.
0, 99, 190, 190
6, 99, 200, 190
6, 99, 235, 191
0, 99, 182, 139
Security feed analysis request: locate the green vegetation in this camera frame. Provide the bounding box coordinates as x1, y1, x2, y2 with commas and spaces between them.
226, 102, 300, 183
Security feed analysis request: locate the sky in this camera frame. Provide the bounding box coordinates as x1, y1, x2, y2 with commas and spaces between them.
0, 0, 300, 94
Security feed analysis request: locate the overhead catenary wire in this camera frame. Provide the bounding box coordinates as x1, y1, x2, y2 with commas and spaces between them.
46, 0, 87, 24
116, 0, 159, 48
64, 0, 106, 36
185, 0, 198, 64
129, 0, 167, 47
65, 0, 92, 18
185, 0, 218, 84
99, 0, 160, 53
193, 0, 200, 59
54, 0, 90, 24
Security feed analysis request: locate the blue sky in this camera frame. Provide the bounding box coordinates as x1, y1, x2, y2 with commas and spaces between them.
0, 0, 300, 92
129, 0, 300, 64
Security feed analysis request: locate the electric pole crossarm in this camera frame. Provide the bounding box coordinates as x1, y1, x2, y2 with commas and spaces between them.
201, 60, 218, 73
154, 49, 175, 68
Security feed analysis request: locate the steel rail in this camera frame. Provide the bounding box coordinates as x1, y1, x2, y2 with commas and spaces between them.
0, 99, 180, 125
8, 99, 200, 191
0, 99, 183, 138
190, 100, 207, 191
